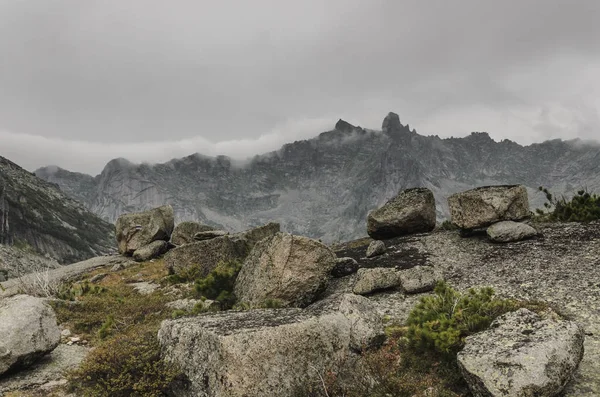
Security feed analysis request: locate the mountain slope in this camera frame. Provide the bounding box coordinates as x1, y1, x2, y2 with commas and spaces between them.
0, 156, 115, 264
35, 113, 600, 243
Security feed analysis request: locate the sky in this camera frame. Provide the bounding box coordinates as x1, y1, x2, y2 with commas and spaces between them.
1, 0, 599, 175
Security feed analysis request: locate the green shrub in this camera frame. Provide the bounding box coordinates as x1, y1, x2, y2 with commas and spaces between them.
68, 328, 179, 397
536, 186, 600, 222
406, 281, 517, 355
194, 260, 242, 309
57, 281, 106, 301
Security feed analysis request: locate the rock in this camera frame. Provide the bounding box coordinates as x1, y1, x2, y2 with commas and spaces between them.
130, 282, 160, 295
194, 230, 229, 241
448, 185, 530, 230
367, 188, 436, 240
165, 223, 280, 279
171, 221, 215, 246
132, 240, 170, 262
0, 295, 61, 375
89, 273, 107, 283
458, 309, 584, 397
352, 268, 401, 295
60, 329, 71, 338
382, 111, 402, 132
366, 240, 386, 258
166, 299, 203, 312
335, 119, 356, 132
158, 294, 384, 397
487, 221, 538, 243
331, 257, 359, 278
234, 232, 337, 308
399, 265, 442, 294
115, 205, 175, 256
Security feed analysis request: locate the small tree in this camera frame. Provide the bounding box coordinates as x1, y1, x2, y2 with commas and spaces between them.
536, 186, 600, 222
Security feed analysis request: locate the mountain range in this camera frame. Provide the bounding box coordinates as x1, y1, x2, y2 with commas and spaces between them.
35, 112, 600, 243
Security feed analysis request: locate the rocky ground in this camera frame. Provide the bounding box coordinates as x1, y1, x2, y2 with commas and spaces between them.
331, 221, 600, 396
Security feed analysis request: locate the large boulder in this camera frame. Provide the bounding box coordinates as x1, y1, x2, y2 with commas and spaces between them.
234, 232, 337, 308
399, 265, 442, 294
132, 240, 170, 262
367, 188, 436, 240
352, 267, 401, 295
115, 205, 174, 255
158, 294, 384, 397
487, 221, 538, 243
458, 308, 584, 397
165, 223, 280, 279
171, 221, 214, 246
331, 257, 359, 278
448, 185, 530, 230
0, 295, 61, 375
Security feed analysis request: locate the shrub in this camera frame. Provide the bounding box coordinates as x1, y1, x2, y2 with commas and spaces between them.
194, 260, 242, 309
406, 281, 517, 355
68, 328, 179, 397
536, 186, 600, 222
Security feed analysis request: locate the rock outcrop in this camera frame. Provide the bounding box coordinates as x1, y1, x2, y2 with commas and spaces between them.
171, 221, 214, 246
234, 232, 336, 307
458, 308, 585, 397
448, 185, 530, 230
165, 223, 280, 278
194, 230, 229, 241
115, 205, 174, 255
132, 240, 170, 262
158, 294, 384, 397
487, 220, 538, 243
367, 188, 436, 240
0, 295, 61, 375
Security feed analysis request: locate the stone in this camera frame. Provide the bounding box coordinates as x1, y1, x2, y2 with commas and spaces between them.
331, 257, 359, 278
158, 294, 384, 397
367, 188, 436, 240
165, 223, 280, 279
171, 221, 215, 246
132, 240, 170, 262
234, 232, 337, 308
366, 240, 386, 258
352, 268, 401, 295
166, 298, 203, 312
335, 119, 356, 132
448, 185, 530, 230
487, 221, 538, 243
0, 295, 61, 375
130, 282, 159, 295
89, 273, 107, 283
115, 205, 175, 256
60, 329, 72, 338
399, 265, 442, 294
194, 230, 229, 241
458, 309, 584, 397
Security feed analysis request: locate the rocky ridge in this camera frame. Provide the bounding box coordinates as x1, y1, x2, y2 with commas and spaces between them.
35, 112, 600, 243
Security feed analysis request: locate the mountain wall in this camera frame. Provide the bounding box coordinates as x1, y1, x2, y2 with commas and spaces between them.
0, 156, 115, 265
35, 112, 600, 243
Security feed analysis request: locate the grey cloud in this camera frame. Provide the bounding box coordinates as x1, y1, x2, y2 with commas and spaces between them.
0, 0, 599, 170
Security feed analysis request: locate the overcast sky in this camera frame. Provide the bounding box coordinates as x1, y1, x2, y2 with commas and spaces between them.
1, 0, 599, 174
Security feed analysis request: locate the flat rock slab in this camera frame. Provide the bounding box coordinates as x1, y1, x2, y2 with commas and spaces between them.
399, 265, 442, 294
352, 268, 401, 295
458, 308, 584, 397
487, 221, 538, 243
0, 344, 89, 394
159, 294, 384, 397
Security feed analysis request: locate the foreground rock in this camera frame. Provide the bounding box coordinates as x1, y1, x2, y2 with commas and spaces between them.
132, 240, 169, 262
448, 185, 530, 230
366, 240, 386, 258
159, 294, 384, 397
399, 265, 441, 294
458, 309, 584, 397
165, 223, 280, 278
194, 230, 229, 241
0, 295, 61, 375
115, 205, 175, 255
331, 257, 359, 278
487, 221, 538, 243
367, 188, 436, 240
352, 268, 401, 295
234, 232, 336, 307
171, 221, 214, 246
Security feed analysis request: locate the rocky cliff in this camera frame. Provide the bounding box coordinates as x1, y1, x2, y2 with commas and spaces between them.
0, 156, 115, 266
36, 112, 600, 242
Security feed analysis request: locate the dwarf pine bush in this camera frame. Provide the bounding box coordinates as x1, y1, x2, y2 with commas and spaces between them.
536, 186, 600, 222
